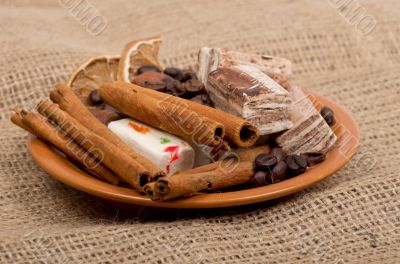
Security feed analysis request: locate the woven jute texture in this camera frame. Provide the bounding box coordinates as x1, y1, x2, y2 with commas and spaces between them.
1, 0, 400, 263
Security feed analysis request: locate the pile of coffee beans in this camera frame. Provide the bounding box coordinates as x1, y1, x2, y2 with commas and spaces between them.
250, 147, 326, 187
133, 64, 213, 106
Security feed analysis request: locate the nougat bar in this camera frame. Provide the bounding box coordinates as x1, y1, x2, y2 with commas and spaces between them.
198, 48, 293, 135
198, 47, 292, 88
275, 85, 337, 154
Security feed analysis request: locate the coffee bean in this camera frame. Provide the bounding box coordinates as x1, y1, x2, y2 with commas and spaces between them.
303, 152, 326, 166
286, 154, 307, 176
88, 89, 103, 105
137, 64, 161, 75
268, 161, 288, 183
255, 153, 277, 172
270, 147, 286, 162
167, 80, 187, 97
164, 67, 183, 81
143, 80, 167, 92
181, 70, 198, 82
320, 106, 335, 126
133, 71, 165, 84
162, 74, 176, 85
250, 171, 269, 187
184, 79, 205, 95
133, 72, 167, 92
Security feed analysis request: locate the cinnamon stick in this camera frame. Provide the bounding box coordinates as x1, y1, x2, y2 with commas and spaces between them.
144, 159, 255, 201
99, 83, 225, 147
144, 145, 269, 200
105, 81, 259, 148
11, 107, 34, 134
50, 83, 164, 179
11, 109, 119, 185
36, 99, 150, 191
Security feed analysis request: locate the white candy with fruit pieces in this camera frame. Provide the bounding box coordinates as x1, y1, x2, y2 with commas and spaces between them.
108, 118, 195, 176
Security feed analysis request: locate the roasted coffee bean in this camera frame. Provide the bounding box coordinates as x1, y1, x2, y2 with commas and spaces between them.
142, 80, 167, 92
164, 67, 183, 81
249, 171, 269, 187
255, 153, 277, 172
137, 64, 161, 74
162, 74, 176, 85
268, 161, 288, 183
89, 89, 103, 105
167, 80, 187, 97
133, 71, 164, 84
133, 72, 167, 92
286, 154, 307, 176
184, 79, 205, 95
270, 147, 286, 162
181, 70, 198, 82
320, 106, 335, 126
303, 152, 326, 166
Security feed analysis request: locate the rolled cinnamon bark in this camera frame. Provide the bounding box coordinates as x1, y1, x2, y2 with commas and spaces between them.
50, 83, 165, 180
11, 108, 34, 134
11, 109, 119, 185
144, 159, 255, 201
36, 99, 150, 191
102, 81, 259, 148
99, 82, 225, 147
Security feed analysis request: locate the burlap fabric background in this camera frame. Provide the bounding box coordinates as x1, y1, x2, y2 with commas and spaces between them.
1, 0, 399, 263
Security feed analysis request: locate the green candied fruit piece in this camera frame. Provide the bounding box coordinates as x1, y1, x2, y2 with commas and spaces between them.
160, 137, 171, 144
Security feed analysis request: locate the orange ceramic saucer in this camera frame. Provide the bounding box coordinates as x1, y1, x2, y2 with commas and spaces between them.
27, 91, 360, 209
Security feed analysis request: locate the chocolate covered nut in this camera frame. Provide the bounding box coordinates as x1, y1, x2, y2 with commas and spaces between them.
303, 152, 326, 166
268, 160, 287, 183
270, 147, 286, 162
164, 67, 183, 81
181, 70, 198, 82
250, 171, 269, 187
286, 154, 307, 176
184, 79, 205, 95
89, 89, 103, 105
320, 106, 335, 126
255, 153, 277, 172
137, 64, 161, 74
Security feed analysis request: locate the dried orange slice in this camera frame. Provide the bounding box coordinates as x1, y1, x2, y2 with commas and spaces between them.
67, 55, 119, 107
118, 36, 163, 83
68, 55, 119, 91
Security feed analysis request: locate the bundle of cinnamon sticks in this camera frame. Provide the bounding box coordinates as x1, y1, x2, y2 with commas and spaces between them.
12, 84, 165, 192
12, 81, 263, 199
